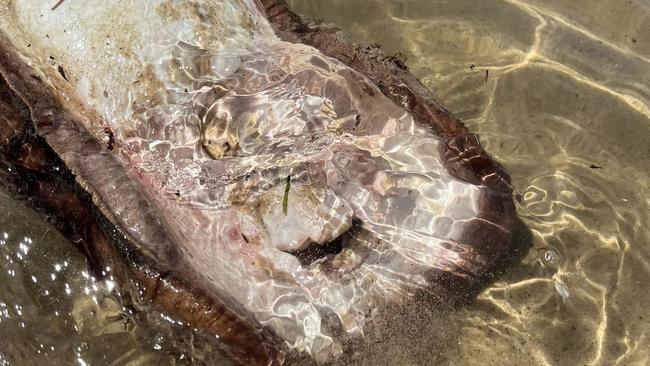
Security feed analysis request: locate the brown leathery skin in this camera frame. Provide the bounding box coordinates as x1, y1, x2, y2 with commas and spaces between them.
0, 66, 282, 366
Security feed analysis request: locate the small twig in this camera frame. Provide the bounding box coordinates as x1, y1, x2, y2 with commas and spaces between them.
282, 175, 291, 215
52, 0, 65, 10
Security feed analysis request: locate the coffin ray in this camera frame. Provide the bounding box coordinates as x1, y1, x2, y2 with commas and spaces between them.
0, 0, 518, 364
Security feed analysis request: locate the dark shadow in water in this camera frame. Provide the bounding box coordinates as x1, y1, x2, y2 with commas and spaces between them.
458, 217, 534, 305
284, 217, 534, 366
287, 218, 364, 267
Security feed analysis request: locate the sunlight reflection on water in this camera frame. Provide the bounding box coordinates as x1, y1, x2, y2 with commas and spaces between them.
0, 0, 649, 365
287, 0, 650, 365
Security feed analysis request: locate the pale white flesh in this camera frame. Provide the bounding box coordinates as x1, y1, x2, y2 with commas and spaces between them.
0, 0, 486, 361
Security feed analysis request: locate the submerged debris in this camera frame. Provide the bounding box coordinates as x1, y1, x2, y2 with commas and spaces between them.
57, 65, 68, 81
52, 0, 65, 11
388, 52, 408, 70
103, 126, 115, 150
282, 175, 291, 216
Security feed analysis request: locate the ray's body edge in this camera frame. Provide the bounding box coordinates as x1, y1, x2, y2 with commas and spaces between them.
0, 35, 286, 366
0, 1, 518, 365
258, 0, 518, 302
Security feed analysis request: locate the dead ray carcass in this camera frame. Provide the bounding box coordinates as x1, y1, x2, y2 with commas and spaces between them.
0, 0, 516, 364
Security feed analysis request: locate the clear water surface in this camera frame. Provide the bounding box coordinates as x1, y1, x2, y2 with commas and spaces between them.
1, 0, 649, 365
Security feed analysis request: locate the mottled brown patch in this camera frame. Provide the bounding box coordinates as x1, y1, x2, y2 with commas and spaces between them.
133, 64, 165, 112
254, 254, 298, 285
228, 179, 256, 206
156, 0, 182, 22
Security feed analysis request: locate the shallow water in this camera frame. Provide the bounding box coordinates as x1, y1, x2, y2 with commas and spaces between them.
1, 0, 649, 365
0, 188, 233, 365
287, 0, 650, 365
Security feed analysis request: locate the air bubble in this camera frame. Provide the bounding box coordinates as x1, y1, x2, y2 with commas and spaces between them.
542, 248, 561, 266
74, 342, 89, 355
